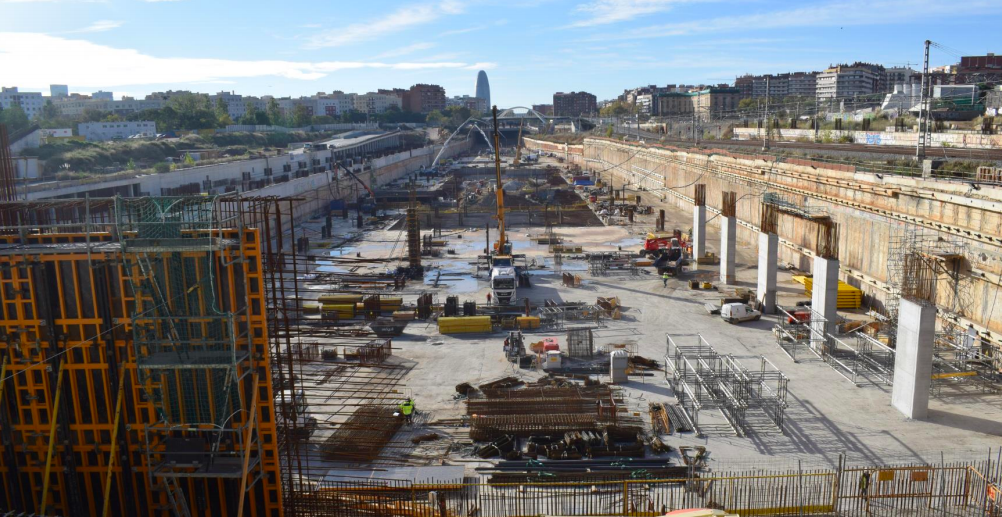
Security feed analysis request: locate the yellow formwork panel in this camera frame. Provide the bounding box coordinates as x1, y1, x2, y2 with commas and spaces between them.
0, 229, 283, 517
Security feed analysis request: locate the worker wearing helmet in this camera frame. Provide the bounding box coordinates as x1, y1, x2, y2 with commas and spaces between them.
662, 271, 670, 287
400, 398, 415, 424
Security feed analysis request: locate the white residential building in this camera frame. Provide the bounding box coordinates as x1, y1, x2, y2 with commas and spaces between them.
816, 64, 882, 100
352, 92, 402, 114
316, 92, 355, 117
107, 97, 164, 115
1, 87, 45, 120
79, 121, 157, 141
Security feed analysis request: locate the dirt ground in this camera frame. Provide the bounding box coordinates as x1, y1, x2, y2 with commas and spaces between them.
290, 166, 1002, 478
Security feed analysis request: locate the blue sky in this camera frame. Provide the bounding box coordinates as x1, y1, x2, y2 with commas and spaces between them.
1, 0, 1000, 107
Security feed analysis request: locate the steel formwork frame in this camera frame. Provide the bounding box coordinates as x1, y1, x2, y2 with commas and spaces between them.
664, 334, 788, 437
0, 197, 283, 517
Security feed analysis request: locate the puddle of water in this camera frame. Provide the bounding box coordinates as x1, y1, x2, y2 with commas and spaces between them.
604, 237, 644, 249
315, 264, 350, 273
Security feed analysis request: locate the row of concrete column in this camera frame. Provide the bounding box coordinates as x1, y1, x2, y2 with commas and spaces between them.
690, 195, 932, 420
690, 197, 838, 327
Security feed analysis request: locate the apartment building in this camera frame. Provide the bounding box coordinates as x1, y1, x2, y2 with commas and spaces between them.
354, 92, 404, 115
403, 84, 447, 113
1, 87, 45, 120
553, 91, 597, 117
656, 87, 741, 120
816, 63, 884, 100
532, 104, 553, 116
447, 95, 488, 112
315, 92, 355, 117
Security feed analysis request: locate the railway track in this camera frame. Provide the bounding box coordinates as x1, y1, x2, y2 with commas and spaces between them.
617, 127, 1002, 161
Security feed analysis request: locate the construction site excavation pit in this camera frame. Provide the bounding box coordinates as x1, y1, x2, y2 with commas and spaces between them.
276, 150, 1002, 509
4, 116, 1002, 517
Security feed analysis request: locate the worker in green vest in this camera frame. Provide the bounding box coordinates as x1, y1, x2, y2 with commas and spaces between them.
662, 271, 670, 287
400, 398, 415, 424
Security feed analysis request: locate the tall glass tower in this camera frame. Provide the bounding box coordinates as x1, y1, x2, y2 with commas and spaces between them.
475, 70, 491, 109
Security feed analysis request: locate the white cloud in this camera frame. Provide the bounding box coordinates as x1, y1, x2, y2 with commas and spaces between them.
373, 42, 437, 59
590, 0, 1002, 38
142, 0, 182, 2
305, 1, 465, 49
67, 20, 124, 33
465, 62, 497, 70
568, 0, 698, 28
0, 33, 492, 87
440, 25, 486, 36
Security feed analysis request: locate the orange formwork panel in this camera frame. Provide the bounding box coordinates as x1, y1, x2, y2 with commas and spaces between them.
0, 198, 283, 517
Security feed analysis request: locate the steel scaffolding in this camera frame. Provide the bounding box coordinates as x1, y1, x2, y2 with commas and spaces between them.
664, 334, 789, 437
0, 196, 282, 517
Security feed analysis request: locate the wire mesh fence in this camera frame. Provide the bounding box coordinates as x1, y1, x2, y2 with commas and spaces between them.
287, 453, 1002, 517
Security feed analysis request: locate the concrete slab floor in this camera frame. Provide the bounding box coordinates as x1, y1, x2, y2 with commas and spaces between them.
292, 180, 1002, 477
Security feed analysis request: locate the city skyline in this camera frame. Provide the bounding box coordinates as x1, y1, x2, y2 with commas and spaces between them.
2, 0, 1002, 107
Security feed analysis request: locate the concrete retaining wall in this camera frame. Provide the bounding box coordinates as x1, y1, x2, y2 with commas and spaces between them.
249, 138, 472, 225
582, 137, 1002, 344
734, 127, 1002, 150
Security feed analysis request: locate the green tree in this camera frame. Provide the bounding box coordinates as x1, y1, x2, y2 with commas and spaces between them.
266, 98, 283, 126
338, 110, 367, 123
214, 98, 231, 127
166, 93, 217, 130
376, 105, 426, 124
0, 105, 30, 132
599, 100, 632, 118
605, 124, 614, 137
239, 102, 259, 125
103, 113, 123, 122
126, 158, 137, 170
42, 100, 61, 121
291, 104, 311, 128
154, 162, 170, 174
738, 98, 758, 110
311, 115, 336, 124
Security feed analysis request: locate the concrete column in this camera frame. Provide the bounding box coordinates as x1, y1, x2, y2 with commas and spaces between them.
719, 216, 736, 284
811, 257, 840, 335
692, 205, 706, 260
757, 232, 779, 313
891, 299, 936, 419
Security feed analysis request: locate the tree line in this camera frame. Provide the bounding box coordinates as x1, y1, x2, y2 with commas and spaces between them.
0, 92, 469, 135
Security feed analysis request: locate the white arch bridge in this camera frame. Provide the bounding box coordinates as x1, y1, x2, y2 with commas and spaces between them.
431, 107, 586, 167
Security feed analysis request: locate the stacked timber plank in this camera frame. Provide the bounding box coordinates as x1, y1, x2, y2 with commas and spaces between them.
791, 275, 863, 309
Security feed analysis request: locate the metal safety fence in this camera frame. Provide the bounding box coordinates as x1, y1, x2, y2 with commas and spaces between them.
286, 452, 1002, 517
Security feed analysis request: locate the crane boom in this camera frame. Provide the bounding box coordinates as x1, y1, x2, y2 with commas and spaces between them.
336, 162, 375, 197
491, 106, 507, 254
513, 120, 524, 167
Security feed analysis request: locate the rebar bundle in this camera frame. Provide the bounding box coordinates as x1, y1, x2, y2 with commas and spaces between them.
665, 334, 789, 437
320, 406, 404, 462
